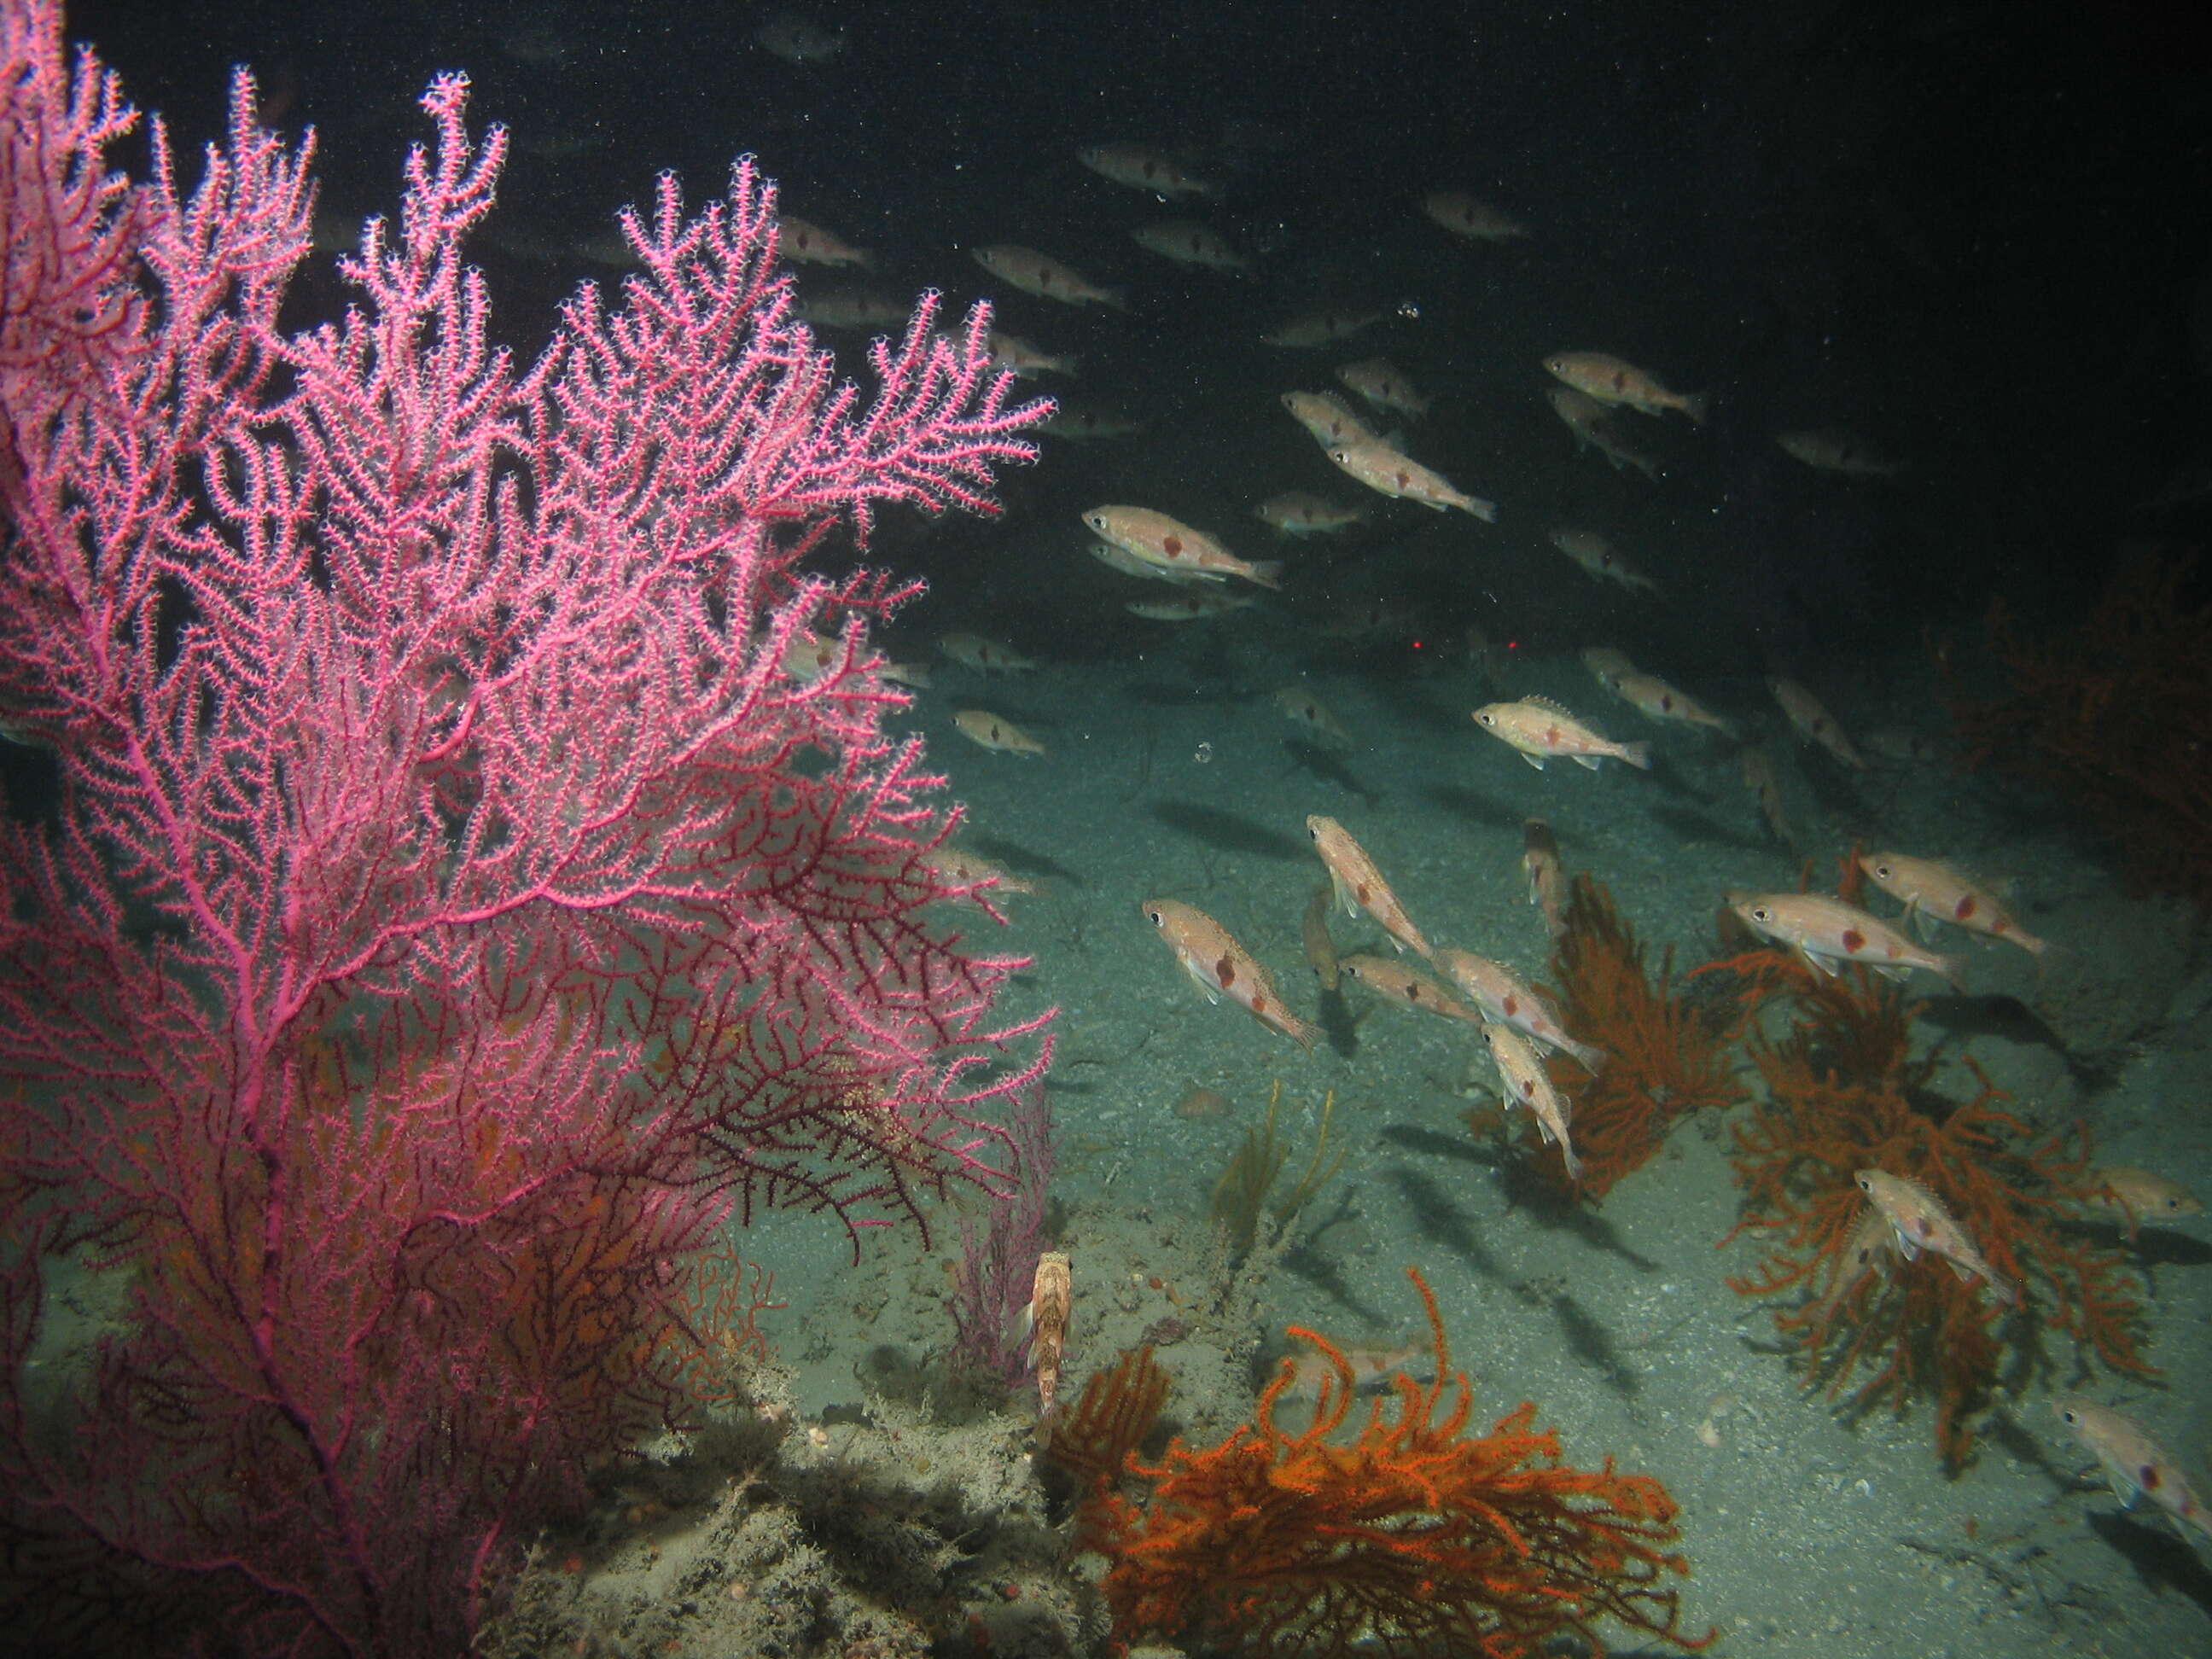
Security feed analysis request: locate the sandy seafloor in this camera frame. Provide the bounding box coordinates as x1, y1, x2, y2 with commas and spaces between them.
496, 536, 2212, 1659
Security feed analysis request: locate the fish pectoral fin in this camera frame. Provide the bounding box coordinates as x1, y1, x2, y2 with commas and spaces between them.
1520, 752, 1546, 771
1178, 958, 1224, 1004
1796, 943, 1838, 978
1330, 872, 1359, 922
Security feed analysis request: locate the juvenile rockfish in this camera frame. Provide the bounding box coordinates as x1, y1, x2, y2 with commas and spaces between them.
1256, 491, 1368, 536
1281, 389, 1382, 450
1336, 358, 1430, 419
917, 844, 1045, 902
1301, 884, 1342, 992
1084, 505, 1284, 589
1857, 853, 2050, 959
1608, 671, 1737, 738
1088, 539, 1205, 584
1522, 818, 1567, 939
1580, 646, 1638, 691
1262, 308, 1386, 347
1422, 191, 1529, 242
1474, 697, 1651, 771
1126, 591, 1257, 622
1726, 892, 1963, 985
2085, 1166, 2204, 1233
939, 632, 1038, 672
987, 330, 1079, 378
1129, 220, 1248, 272
2052, 1397, 2212, 1540
1040, 405, 1147, 442
1738, 744, 1796, 847
801, 288, 909, 331
1812, 1204, 1898, 1324
778, 217, 873, 268
1548, 529, 1660, 592
1307, 815, 1435, 961
1482, 1020, 1580, 1180
1855, 1169, 2014, 1302
1777, 427, 1904, 477
1140, 898, 1318, 1051
1434, 949, 1604, 1071
1275, 687, 1354, 748
1543, 351, 1708, 425
953, 709, 1047, 757
1326, 439, 1497, 520
972, 243, 1126, 310
1078, 143, 1218, 200
1340, 954, 1483, 1023
1768, 676, 1866, 769
1546, 387, 1667, 481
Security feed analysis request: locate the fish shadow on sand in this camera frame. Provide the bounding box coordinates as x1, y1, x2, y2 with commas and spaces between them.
1282, 737, 1380, 806
1418, 782, 1522, 832
1278, 1194, 1393, 1328
2070, 1220, 2212, 1271
1317, 987, 1360, 1058
1365, 678, 1468, 736
1377, 1158, 1510, 1281
1147, 800, 1308, 860
964, 832, 1083, 889
1650, 802, 1770, 853
1122, 678, 1232, 707
2087, 1509, 2212, 1615
1917, 993, 2112, 1088
1516, 1283, 1642, 1400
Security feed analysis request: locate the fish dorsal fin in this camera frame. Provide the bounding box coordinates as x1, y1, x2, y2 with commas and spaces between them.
1523, 694, 1575, 719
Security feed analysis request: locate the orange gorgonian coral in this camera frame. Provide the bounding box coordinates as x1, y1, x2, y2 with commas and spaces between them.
1720, 958, 2152, 1469
1092, 1268, 1714, 1658
1531, 876, 1751, 1199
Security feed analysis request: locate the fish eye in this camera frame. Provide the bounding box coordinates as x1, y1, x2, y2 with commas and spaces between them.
1751, 905, 1771, 921
2060, 1407, 2081, 1424
1872, 863, 1893, 878
1146, 908, 1164, 926
1478, 713, 1496, 726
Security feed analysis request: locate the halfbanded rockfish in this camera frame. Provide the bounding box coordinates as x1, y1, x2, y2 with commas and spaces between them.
1856, 853, 2051, 960
1141, 898, 1317, 1051
1434, 949, 1604, 1071
1326, 439, 1496, 519
1542, 351, 1707, 425
1482, 1020, 1580, 1180
2052, 1397, 2212, 1540
1307, 815, 1435, 961
1084, 505, 1283, 589
1723, 891, 1963, 986
1854, 1168, 2016, 1305
1473, 696, 1650, 771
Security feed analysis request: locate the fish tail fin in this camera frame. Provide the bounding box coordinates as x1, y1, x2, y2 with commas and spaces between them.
1679, 391, 1710, 426
1935, 952, 1969, 991
1620, 741, 1653, 771
1100, 287, 1130, 312
1246, 560, 1285, 591
1471, 496, 1499, 523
